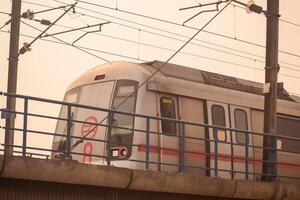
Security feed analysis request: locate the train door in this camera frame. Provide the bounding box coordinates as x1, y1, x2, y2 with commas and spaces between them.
158, 95, 179, 172
71, 81, 115, 164
179, 97, 206, 174
207, 101, 232, 179
229, 105, 253, 180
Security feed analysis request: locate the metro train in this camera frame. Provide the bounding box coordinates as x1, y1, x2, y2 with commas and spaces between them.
52, 60, 300, 182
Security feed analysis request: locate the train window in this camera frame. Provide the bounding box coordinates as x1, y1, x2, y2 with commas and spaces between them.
234, 109, 248, 145
211, 105, 226, 141
277, 116, 300, 153
160, 97, 177, 135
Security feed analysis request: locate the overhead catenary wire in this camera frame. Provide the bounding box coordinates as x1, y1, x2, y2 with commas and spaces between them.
2, 27, 300, 80
20, 5, 300, 73
44, 22, 300, 74
72, 0, 300, 59
0, 11, 10, 15
5, 1, 300, 73
20, 1, 300, 69
5, 5, 299, 76
53, 0, 300, 68
280, 18, 300, 28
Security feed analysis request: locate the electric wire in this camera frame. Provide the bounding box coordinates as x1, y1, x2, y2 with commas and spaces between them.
280, 18, 300, 28
5, 1, 300, 74
5, 27, 300, 79
26, 8, 300, 74
47, 22, 300, 73
12, 18, 300, 78
20, 1, 300, 69
72, 0, 300, 59
0, 11, 10, 15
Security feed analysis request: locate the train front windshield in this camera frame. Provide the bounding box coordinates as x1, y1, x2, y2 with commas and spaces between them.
110, 80, 138, 159
52, 88, 80, 157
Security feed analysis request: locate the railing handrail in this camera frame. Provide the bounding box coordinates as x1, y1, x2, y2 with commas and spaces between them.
1, 91, 300, 141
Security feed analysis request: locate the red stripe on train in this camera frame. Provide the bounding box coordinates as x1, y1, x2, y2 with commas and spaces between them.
137, 144, 300, 171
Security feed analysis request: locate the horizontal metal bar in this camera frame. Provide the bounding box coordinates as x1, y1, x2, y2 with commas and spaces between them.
2, 125, 300, 155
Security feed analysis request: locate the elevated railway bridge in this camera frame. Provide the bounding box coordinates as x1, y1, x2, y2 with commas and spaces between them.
0, 92, 300, 200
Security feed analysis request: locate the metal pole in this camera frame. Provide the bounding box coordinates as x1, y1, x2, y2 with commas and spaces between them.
145, 117, 150, 170
107, 111, 113, 166
4, 0, 22, 156
262, 0, 280, 182
22, 98, 28, 157
65, 105, 72, 158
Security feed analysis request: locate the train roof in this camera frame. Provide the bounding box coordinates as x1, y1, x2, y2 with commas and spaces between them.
142, 60, 294, 102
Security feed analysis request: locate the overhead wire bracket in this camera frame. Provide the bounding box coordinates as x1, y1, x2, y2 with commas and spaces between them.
0, 4, 72, 30
19, 2, 78, 55
179, 0, 266, 25
41, 21, 110, 42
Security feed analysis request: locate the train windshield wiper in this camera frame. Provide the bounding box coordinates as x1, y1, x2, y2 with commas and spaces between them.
112, 118, 122, 143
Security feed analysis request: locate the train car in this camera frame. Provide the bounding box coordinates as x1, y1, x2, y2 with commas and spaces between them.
52, 60, 300, 182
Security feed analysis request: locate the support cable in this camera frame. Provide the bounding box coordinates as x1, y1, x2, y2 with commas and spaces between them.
137, 29, 141, 62
233, 5, 237, 39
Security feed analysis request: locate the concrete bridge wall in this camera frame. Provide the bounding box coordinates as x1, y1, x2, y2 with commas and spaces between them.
0, 156, 299, 200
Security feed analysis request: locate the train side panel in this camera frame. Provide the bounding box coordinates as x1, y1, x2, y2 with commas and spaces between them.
251, 109, 300, 183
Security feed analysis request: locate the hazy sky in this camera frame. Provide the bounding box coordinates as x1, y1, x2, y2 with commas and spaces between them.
0, 0, 300, 154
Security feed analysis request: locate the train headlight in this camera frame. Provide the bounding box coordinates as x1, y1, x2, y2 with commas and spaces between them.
111, 149, 119, 157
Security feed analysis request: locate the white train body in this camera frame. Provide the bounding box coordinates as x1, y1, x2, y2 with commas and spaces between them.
52, 61, 300, 182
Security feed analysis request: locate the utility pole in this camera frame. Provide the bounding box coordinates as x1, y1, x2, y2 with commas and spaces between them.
4, 0, 22, 156
262, 0, 280, 182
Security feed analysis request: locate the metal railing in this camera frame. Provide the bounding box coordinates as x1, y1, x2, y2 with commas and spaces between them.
1, 92, 300, 182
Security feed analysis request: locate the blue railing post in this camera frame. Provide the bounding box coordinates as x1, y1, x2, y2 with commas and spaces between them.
145, 117, 150, 170
245, 132, 249, 180
22, 98, 28, 157
213, 128, 218, 177
107, 111, 113, 166
179, 122, 185, 173
229, 130, 234, 180
65, 104, 72, 158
